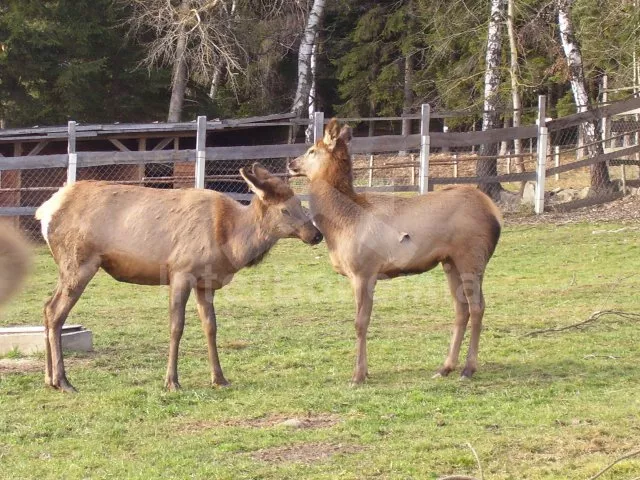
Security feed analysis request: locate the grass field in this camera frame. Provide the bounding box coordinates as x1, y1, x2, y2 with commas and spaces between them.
1, 222, 639, 479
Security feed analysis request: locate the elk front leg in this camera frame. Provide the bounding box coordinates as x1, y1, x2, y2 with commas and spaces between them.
194, 287, 228, 387
351, 275, 376, 384
165, 275, 192, 391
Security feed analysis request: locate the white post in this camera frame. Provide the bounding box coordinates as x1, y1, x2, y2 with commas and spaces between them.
67, 121, 77, 185
195, 116, 207, 189
368, 155, 374, 187
313, 111, 324, 144
535, 95, 547, 215
453, 153, 458, 178
554, 146, 560, 181
419, 104, 431, 194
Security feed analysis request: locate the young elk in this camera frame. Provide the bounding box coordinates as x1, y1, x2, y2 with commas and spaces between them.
289, 119, 502, 384
36, 163, 322, 392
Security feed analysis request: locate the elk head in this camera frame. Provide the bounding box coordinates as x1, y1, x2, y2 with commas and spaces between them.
239, 163, 322, 245
288, 118, 353, 182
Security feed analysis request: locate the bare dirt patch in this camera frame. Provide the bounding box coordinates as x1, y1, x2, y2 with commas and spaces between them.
251, 442, 363, 464
506, 193, 640, 225
178, 413, 341, 434
0, 358, 41, 374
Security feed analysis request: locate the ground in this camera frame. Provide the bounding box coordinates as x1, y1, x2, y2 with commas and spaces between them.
0, 215, 639, 479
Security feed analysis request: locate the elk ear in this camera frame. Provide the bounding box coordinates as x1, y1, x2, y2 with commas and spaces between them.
339, 125, 352, 143
251, 162, 272, 181
323, 118, 341, 151
239, 167, 267, 201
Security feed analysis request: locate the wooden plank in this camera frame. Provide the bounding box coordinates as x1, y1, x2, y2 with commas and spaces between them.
545, 143, 640, 176
109, 139, 131, 152
547, 96, 640, 131
27, 141, 50, 156
431, 171, 536, 185
221, 112, 297, 125
430, 125, 538, 148
0, 154, 68, 170
0, 206, 37, 216
152, 137, 175, 151
205, 143, 308, 161
350, 135, 421, 154
77, 150, 195, 167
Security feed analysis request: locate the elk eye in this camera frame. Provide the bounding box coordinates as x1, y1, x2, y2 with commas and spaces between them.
281, 208, 291, 216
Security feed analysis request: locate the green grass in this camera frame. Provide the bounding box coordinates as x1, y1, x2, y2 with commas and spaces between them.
1, 222, 639, 479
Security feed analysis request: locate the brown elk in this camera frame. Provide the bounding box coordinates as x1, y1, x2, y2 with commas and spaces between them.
0, 221, 30, 307
289, 119, 502, 383
35, 164, 322, 392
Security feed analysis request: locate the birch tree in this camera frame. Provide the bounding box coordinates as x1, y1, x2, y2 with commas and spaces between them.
557, 0, 612, 192
291, 0, 326, 119
506, 0, 526, 194
477, 0, 506, 201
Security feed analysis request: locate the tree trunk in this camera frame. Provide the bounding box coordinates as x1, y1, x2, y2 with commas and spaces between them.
557, 0, 612, 193
507, 0, 526, 194
167, 0, 190, 123
477, 0, 506, 201
400, 53, 414, 155
305, 42, 318, 143
291, 0, 326, 118
208, 63, 224, 101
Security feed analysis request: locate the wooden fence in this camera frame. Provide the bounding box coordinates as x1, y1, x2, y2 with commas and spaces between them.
1, 95, 640, 220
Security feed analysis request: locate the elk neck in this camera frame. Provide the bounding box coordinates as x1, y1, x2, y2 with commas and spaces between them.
222, 197, 279, 270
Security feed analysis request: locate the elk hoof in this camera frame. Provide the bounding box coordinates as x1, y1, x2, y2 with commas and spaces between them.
460, 367, 475, 380
165, 380, 182, 392
213, 378, 230, 387
433, 366, 453, 378
55, 379, 78, 393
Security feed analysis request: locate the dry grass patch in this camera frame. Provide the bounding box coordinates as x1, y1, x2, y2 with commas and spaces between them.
178, 413, 341, 434
250, 442, 363, 464
0, 358, 41, 374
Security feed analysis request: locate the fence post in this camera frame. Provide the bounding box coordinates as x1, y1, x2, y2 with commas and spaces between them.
554, 146, 560, 181
67, 121, 77, 185
313, 111, 324, 144
368, 155, 374, 187
453, 153, 458, 178
195, 116, 207, 189
535, 95, 548, 215
419, 104, 431, 194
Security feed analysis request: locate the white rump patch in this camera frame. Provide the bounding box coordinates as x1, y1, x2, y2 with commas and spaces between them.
35, 185, 71, 246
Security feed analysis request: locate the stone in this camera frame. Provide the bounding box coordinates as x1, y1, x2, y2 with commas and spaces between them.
521, 181, 536, 205
278, 418, 305, 428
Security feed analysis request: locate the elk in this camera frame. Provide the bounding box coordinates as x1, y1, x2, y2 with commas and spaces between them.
0, 221, 30, 307
289, 119, 502, 384
35, 163, 322, 392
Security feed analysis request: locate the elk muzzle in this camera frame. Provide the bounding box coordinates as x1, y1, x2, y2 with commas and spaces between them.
299, 220, 323, 245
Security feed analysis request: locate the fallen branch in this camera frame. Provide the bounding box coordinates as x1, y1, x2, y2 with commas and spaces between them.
524, 310, 640, 337
588, 448, 640, 480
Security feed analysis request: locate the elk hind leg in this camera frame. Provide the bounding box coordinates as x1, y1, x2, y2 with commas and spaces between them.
44, 258, 99, 392
194, 287, 228, 387
434, 261, 470, 378
460, 272, 485, 380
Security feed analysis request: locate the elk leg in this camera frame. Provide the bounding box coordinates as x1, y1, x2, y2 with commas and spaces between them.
351, 275, 376, 384
43, 284, 61, 386
434, 262, 470, 378
461, 276, 485, 379
194, 287, 228, 387
44, 260, 99, 393
165, 275, 191, 391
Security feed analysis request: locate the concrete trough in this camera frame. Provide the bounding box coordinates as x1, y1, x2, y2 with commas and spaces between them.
0, 324, 93, 355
